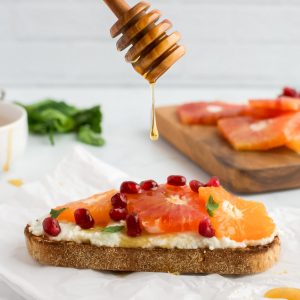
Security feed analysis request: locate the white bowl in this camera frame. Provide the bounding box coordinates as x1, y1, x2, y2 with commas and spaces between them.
0, 102, 28, 172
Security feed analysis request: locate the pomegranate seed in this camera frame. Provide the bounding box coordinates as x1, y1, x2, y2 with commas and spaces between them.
126, 213, 142, 237
167, 175, 186, 186
205, 176, 221, 187
74, 208, 95, 229
109, 208, 128, 221
43, 217, 61, 236
111, 193, 127, 208
140, 179, 158, 190
120, 181, 141, 194
281, 86, 298, 98
189, 180, 205, 192
199, 218, 215, 238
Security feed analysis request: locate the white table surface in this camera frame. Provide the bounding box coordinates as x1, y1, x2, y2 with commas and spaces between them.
1, 86, 299, 299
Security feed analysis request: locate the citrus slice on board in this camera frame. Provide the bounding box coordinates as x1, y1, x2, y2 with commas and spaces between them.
244, 106, 286, 119
249, 97, 300, 112
127, 184, 207, 233
284, 112, 300, 153
198, 186, 275, 242
177, 101, 247, 125
218, 115, 291, 150
56, 190, 116, 226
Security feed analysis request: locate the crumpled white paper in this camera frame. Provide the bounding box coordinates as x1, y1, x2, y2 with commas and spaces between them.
0, 147, 299, 300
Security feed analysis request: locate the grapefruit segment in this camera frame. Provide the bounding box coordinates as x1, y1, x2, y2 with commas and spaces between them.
127, 184, 207, 233
218, 115, 291, 150
284, 112, 300, 153
198, 187, 275, 242
177, 101, 247, 125
244, 106, 286, 119
56, 190, 116, 226
249, 97, 300, 112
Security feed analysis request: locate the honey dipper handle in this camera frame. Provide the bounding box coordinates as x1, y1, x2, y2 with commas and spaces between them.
103, 0, 131, 18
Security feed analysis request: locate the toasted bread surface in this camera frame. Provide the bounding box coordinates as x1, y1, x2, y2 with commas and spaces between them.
25, 226, 280, 274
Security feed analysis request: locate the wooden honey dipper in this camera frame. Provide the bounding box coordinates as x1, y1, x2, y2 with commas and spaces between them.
103, 0, 185, 83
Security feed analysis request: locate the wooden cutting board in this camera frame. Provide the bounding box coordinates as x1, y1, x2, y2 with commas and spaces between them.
156, 105, 300, 194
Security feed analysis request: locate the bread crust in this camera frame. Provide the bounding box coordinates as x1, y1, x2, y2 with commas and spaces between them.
25, 226, 280, 274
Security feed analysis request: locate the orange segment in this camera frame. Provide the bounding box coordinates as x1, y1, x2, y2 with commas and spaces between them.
244, 106, 287, 119
177, 101, 247, 125
285, 112, 300, 153
127, 184, 207, 233
198, 187, 275, 242
218, 115, 291, 150
56, 190, 116, 226
249, 97, 300, 112
287, 136, 300, 153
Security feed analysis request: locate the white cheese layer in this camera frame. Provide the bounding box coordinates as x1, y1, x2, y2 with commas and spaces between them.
29, 219, 276, 250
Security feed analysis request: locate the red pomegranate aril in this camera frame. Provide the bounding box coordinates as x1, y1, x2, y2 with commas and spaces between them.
111, 193, 127, 208
167, 175, 186, 186
205, 176, 221, 187
199, 218, 215, 238
43, 217, 61, 236
74, 208, 95, 229
109, 208, 128, 221
189, 180, 205, 192
140, 179, 158, 191
120, 181, 141, 194
281, 86, 298, 98
126, 213, 142, 237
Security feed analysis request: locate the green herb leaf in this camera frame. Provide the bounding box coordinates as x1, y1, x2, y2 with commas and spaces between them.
17, 100, 104, 146
102, 225, 124, 233
50, 207, 67, 219
206, 195, 219, 217
74, 106, 102, 133
77, 125, 105, 147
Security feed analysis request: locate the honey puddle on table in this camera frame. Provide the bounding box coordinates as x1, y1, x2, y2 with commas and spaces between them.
8, 179, 24, 187
2, 129, 13, 172
264, 287, 300, 300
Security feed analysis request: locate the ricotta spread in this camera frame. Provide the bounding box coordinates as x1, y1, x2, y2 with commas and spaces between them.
29, 218, 276, 250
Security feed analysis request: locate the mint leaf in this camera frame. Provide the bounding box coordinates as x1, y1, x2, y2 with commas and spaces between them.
206, 195, 219, 217
50, 207, 67, 219
102, 225, 124, 233
17, 100, 104, 146
77, 125, 105, 147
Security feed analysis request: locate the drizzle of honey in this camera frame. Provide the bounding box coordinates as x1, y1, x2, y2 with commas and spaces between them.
8, 179, 24, 187
129, 56, 140, 64
264, 287, 300, 300
149, 82, 159, 141
2, 129, 13, 172
129, 57, 159, 141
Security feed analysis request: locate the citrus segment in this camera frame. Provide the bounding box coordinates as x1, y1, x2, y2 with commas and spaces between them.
218, 115, 291, 150
249, 97, 300, 112
244, 106, 286, 119
198, 187, 275, 242
56, 190, 116, 226
285, 112, 300, 153
127, 184, 207, 233
177, 101, 247, 125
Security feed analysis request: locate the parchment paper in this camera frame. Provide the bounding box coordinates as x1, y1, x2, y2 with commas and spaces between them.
0, 147, 299, 300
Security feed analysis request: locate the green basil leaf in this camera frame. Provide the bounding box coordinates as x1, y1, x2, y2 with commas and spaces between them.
50, 207, 67, 219
206, 195, 219, 217
102, 225, 124, 233
77, 125, 105, 147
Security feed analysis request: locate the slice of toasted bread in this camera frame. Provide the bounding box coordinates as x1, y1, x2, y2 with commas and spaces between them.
25, 226, 280, 274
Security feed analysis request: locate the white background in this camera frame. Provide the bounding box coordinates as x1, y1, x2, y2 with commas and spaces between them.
1, 0, 300, 88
